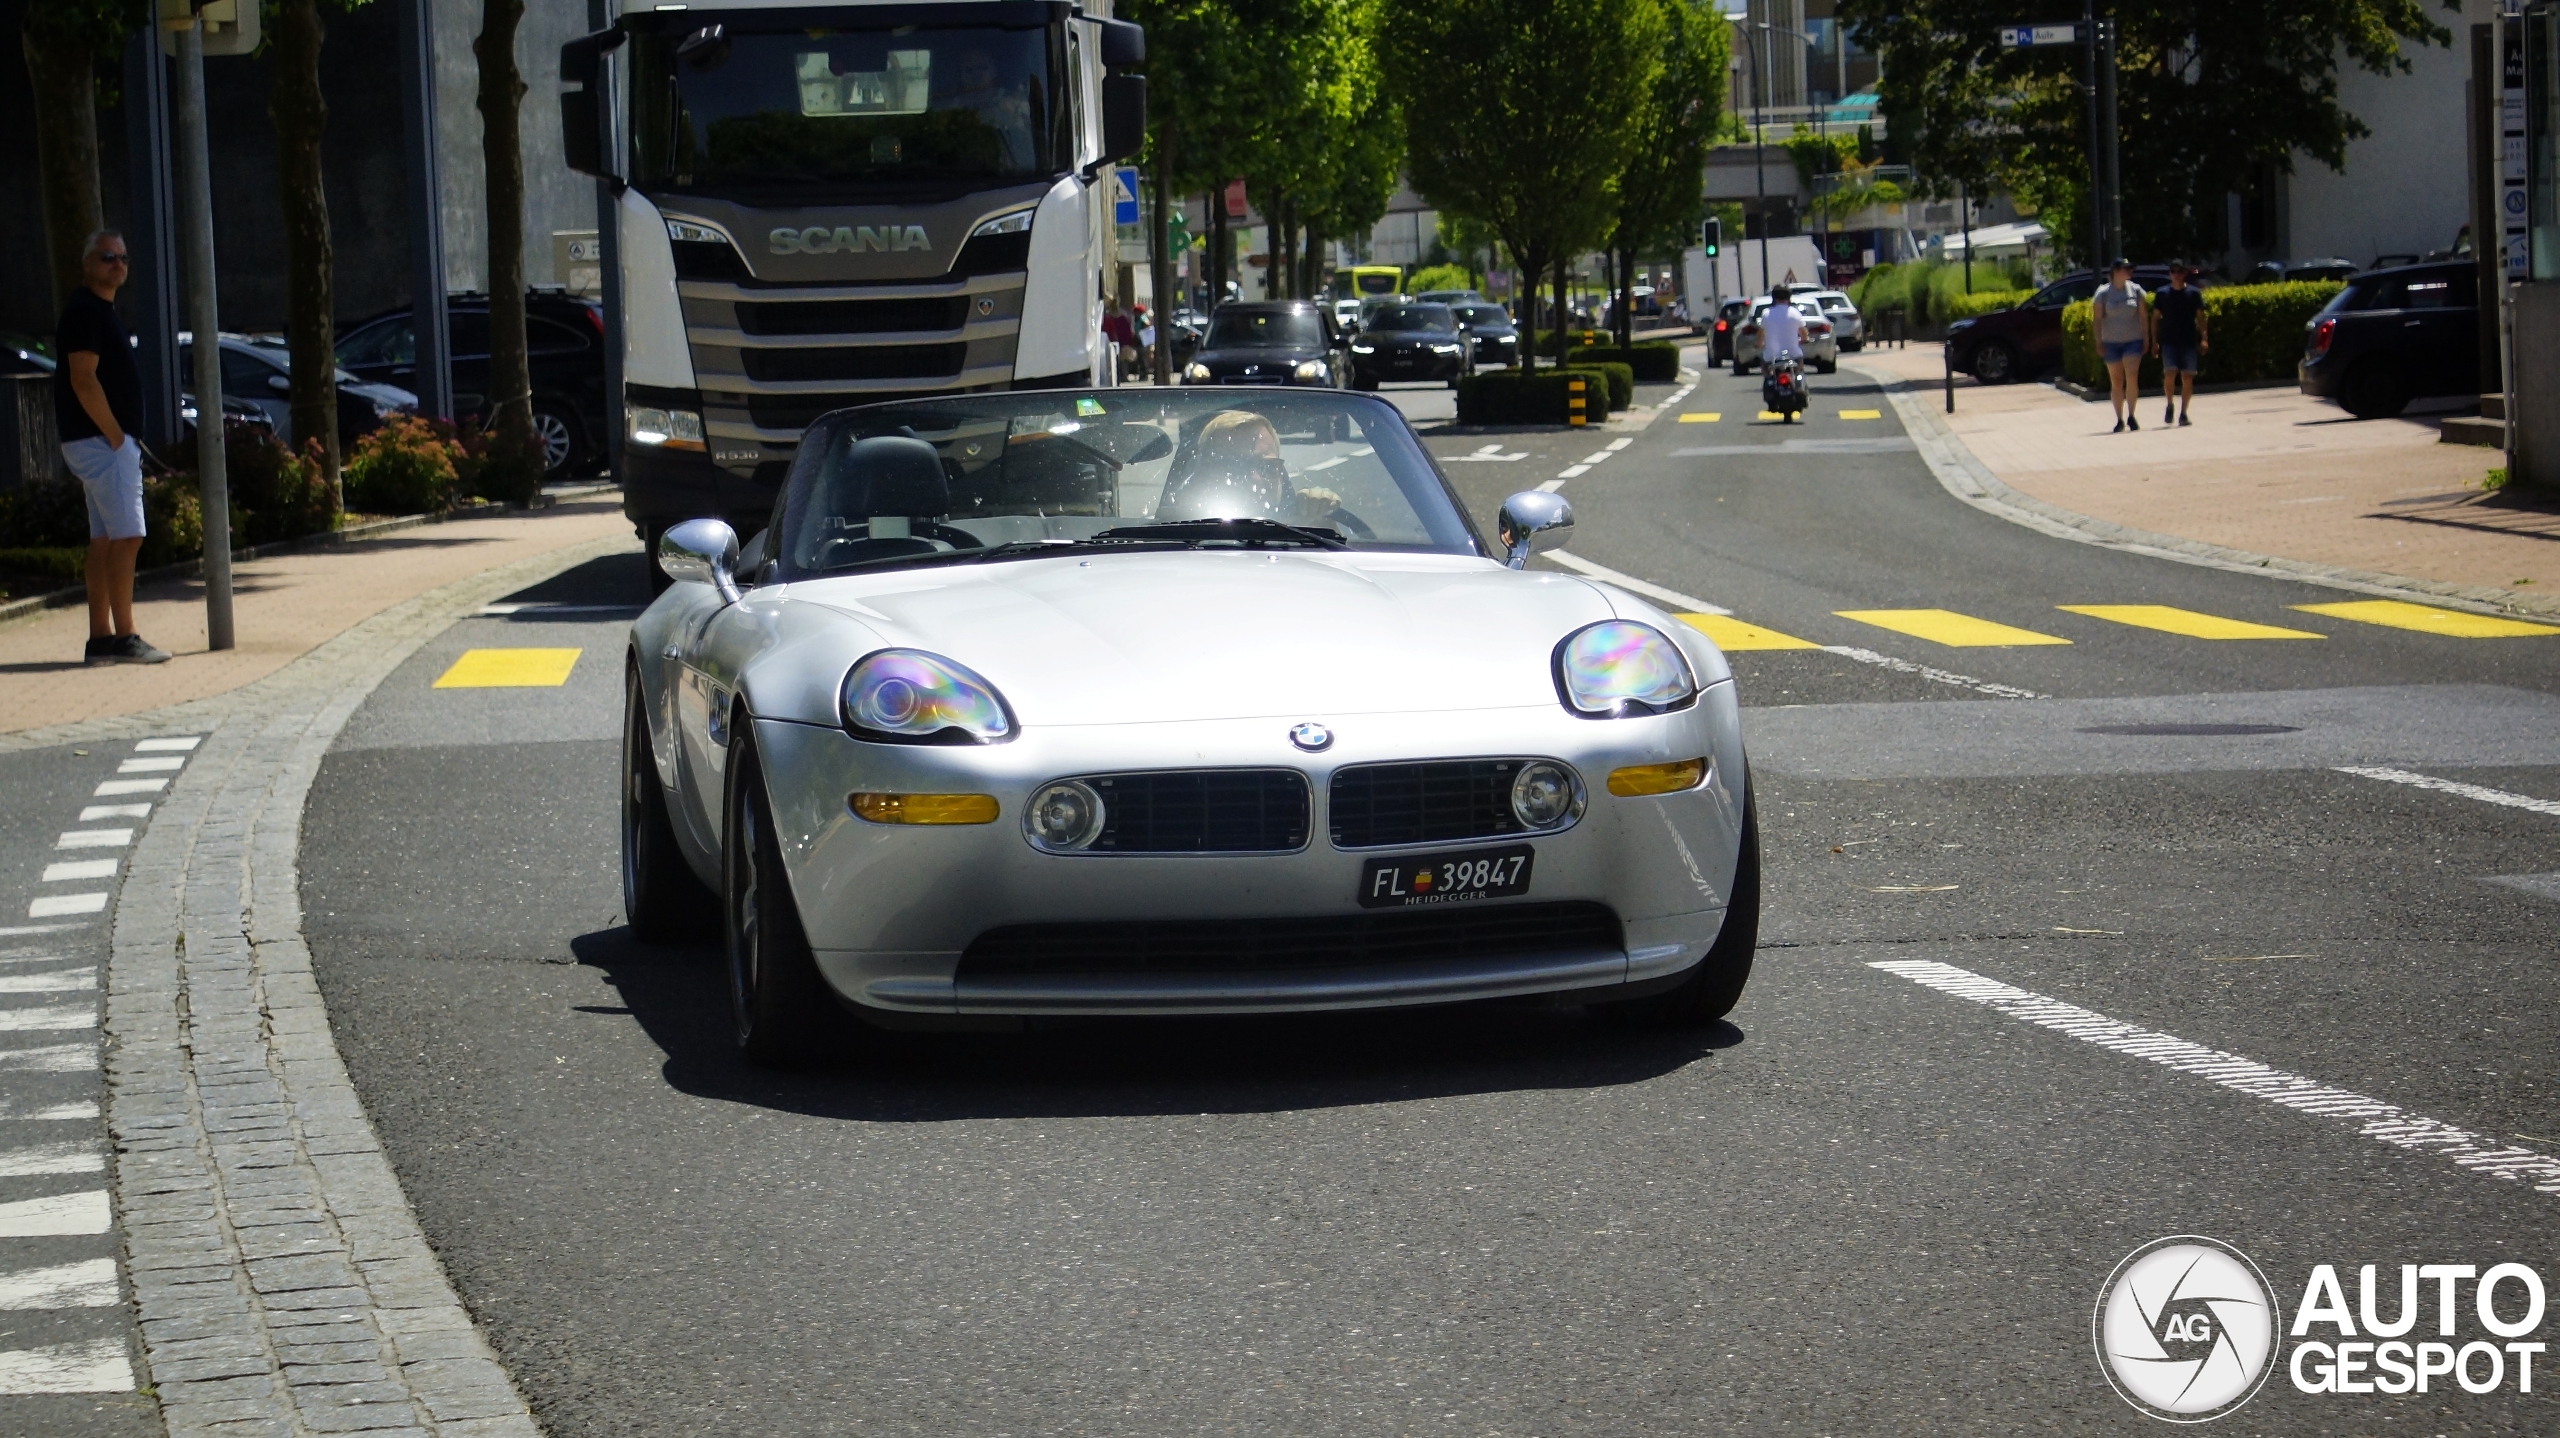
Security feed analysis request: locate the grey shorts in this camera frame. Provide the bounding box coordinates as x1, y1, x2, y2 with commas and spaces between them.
63, 435, 146, 540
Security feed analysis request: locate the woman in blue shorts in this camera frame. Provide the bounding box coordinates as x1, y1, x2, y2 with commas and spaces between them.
2090, 258, 2150, 433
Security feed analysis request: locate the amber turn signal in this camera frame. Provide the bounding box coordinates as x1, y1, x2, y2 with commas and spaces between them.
1605, 758, 1707, 797
849, 792, 1001, 825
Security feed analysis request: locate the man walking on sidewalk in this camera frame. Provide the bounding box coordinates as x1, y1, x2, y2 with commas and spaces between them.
56, 229, 171, 665
2092, 258, 2149, 433
2155, 262, 2208, 426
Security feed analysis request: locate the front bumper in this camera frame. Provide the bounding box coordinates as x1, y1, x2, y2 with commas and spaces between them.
749, 688, 1749, 1016
1352, 349, 1466, 382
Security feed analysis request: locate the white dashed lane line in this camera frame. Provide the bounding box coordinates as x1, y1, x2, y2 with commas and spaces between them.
2335, 766, 2560, 817
1873, 959, 2560, 1198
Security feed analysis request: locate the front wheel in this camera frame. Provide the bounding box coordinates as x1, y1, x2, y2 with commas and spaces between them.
623, 665, 714, 943
1593, 778, 1758, 1026
1970, 340, 2020, 385
723, 728, 843, 1066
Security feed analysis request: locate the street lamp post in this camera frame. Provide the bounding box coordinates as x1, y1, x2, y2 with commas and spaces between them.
1727, 6, 1820, 298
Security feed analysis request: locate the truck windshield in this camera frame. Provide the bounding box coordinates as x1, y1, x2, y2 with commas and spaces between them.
629, 11, 1066, 199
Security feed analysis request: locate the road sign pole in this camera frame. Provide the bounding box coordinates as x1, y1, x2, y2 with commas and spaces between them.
2083, 0, 2103, 264
2099, 19, 2121, 262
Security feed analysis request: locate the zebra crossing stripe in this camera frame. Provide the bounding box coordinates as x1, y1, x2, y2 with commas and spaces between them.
1870, 959, 2560, 1197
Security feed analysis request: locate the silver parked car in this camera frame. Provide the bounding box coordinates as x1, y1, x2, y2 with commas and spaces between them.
624, 386, 1760, 1064
1801, 289, 1865, 350
1730, 298, 1839, 374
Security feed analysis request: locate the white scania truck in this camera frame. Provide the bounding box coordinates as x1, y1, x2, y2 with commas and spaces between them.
560, 0, 1145, 557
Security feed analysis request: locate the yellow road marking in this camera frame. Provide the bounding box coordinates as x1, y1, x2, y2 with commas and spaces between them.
1835, 609, 2071, 647
1676, 613, 1822, 651
1677, 412, 1721, 423
1756, 411, 1785, 421
433, 648, 584, 688
1837, 409, 1882, 420
2058, 605, 2326, 640
2290, 600, 2560, 639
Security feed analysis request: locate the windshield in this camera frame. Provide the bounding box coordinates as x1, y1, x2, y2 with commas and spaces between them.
1365, 306, 1455, 333
1203, 310, 1324, 349
1454, 305, 1510, 326
774, 390, 1483, 579
628, 9, 1065, 200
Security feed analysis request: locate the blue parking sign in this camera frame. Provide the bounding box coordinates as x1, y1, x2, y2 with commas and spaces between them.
1113, 168, 1141, 225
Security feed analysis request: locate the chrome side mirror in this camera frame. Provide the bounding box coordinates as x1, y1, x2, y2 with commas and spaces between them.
660, 517, 741, 604
1497, 491, 1574, 570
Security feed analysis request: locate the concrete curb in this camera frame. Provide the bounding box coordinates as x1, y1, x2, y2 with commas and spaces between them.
1847, 360, 2560, 622
0, 482, 623, 628
97, 529, 634, 1436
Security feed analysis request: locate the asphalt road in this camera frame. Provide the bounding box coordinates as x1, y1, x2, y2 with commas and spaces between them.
295, 356, 2560, 1435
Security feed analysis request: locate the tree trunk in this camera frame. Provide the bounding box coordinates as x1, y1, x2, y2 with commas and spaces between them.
1552, 253, 1570, 360
475, 0, 535, 497
1209, 195, 1228, 309
1511, 245, 1544, 374
1616, 244, 1637, 347
270, 0, 341, 505
1149, 165, 1174, 383
23, 18, 102, 309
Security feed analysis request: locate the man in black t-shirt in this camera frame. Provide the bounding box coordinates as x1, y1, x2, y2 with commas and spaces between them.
2154, 262, 2209, 428
55, 228, 170, 664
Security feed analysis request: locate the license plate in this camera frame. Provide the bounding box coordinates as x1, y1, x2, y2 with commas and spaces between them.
1358, 844, 1534, 909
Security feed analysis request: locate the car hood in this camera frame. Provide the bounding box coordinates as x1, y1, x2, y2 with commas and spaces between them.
344, 380, 417, 406
755, 551, 1638, 726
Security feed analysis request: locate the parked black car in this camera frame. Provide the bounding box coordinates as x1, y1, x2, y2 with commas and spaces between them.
2250, 257, 2359, 285
1944, 266, 2199, 383
2297, 261, 2478, 419
1708, 299, 1750, 367
177, 334, 415, 452
1449, 302, 1520, 368
336, 291, 609, 477
1348, 303, 1472, 389
1180, 301, 1346, 387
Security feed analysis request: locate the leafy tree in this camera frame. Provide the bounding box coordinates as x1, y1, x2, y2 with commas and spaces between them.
1383, 0, 1665, 371
270, 0, 366, 507
1841, 0, 2454, 264
1604, 0, 1728, 344
20, 0, 138, 306
473, 0, 540, 500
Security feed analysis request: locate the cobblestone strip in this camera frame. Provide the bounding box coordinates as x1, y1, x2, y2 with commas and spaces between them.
104, 533, 632, 1437
1850, 360, 2560, 623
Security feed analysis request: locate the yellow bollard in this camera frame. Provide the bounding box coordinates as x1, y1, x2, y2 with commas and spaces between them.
1567, 376, 1587, 427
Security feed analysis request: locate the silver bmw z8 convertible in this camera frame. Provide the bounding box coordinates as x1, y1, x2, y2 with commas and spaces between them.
623, 386, 1757, 1064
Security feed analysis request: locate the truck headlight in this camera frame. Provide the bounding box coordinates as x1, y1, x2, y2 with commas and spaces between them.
1293, 360, 1327, 382
1552, 621, 1698, 718
972, 208, 1035, 237
627, 406, 704, 451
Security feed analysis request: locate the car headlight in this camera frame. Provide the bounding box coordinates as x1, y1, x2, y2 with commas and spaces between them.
1185, 362, 1211, 381
1510, 760, 1585, 829
1430, 343, 1463, 354
840, 649, 1015, 745
1293, 360, 1327, 382
1024, 780, 1105, 851
1350, 342, 1375, 354
1552, 620, 1698, 718
626, 405, 704, 451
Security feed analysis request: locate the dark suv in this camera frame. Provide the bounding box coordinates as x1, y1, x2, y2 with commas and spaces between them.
1181, 301, 1346, 387
2297, 262, 2478, 419
1944, 266, 2195, 383
336, 292, 609, 477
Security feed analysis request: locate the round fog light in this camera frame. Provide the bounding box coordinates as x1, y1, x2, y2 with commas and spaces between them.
1509, 761, 1582, 829
1025, 780, 1106, 851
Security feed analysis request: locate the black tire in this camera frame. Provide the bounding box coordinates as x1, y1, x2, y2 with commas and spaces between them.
1816, 358, 1837, 374
642, 523, 674, 595
1971, 340, 2020, 384
530, 400, 582, 478
722, 727, 841, 1066
1593, 778, 1759, 1027
622, 664, 714, 943
2339, 361, 2411, 420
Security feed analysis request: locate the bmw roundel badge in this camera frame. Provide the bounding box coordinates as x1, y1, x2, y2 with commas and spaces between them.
1288, 722, 1333, 752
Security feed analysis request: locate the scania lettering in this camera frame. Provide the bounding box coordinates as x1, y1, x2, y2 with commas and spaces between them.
560, 0, 1145, 572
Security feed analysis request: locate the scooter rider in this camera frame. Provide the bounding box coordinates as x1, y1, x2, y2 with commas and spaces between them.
1758, 284, 1805, 369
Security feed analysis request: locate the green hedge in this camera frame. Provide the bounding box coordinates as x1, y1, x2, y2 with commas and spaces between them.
1555, 356, 1633, 410
1456, 369, 1615, 426
1849, 258, 2035, 330
2061, 280, 2343, 388
1564, 341, 1680, 381
1941, 288, 2030, 322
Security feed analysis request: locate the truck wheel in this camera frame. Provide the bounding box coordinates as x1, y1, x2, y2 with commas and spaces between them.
1971, 340, 2020, 384
2340, 361, 2411, 420
1593, 778, 1758, 1027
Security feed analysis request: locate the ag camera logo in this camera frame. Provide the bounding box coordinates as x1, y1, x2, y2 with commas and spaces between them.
2093, 1236, 2280, 1421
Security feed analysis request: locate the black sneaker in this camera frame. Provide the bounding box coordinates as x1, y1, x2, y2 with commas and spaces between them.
105, 634, 171, 665
2179, 412, 2191, 426
2164, 404, 2176, 425
83, 636, 115, 666
2128, 414, 2140, 431
2112, 419, 2125, 434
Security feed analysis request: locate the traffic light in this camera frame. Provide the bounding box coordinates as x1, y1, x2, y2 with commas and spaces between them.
1702, 217, 1722, 257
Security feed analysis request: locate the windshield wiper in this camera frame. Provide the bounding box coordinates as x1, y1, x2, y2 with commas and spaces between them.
1093, 518, 1349, 550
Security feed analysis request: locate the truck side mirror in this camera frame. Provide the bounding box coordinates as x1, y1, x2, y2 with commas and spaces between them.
1098, 18, 1145, 69
1100, 74, 1146, 167
560, 29, 627, 185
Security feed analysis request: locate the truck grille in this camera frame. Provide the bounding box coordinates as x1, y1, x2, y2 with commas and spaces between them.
736, 296, 970, 336
1329, 759, 1535, 849
959, 901, 1623, 976
742, 344, 969, 384
1082, 769, 1310, 853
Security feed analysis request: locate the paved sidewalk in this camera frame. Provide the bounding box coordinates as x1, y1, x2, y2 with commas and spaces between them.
0, 499, 635, 741
1846, 344, 2558, 607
